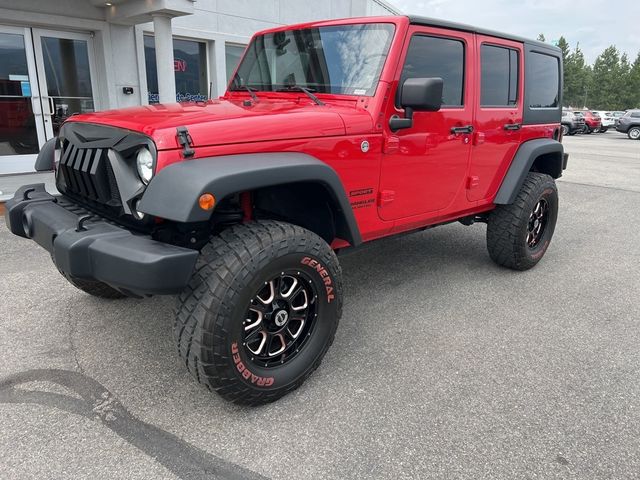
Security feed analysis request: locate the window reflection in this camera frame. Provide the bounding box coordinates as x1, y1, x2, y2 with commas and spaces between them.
145, 36, 209, 103
41, 37, 95, 136
0, 32, 38, 155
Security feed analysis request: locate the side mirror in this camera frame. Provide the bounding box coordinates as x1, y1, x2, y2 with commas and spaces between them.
390, 77, 444, 131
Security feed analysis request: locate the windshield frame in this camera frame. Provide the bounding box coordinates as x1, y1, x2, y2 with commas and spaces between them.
227, 21, 397, 99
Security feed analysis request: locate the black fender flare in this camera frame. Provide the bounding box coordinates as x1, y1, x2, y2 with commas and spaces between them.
138, 152, 362, 246
494, 138, 565, 205
34, 138, 58, 172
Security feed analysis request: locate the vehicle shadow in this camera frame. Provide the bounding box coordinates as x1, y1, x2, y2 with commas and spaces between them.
0, 369, 267, 480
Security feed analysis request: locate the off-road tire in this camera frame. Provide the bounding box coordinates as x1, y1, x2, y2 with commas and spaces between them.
174, 221, 342, 406
487, 172, 558, 271
628, 127, 640, 140
60, 272, 127, 299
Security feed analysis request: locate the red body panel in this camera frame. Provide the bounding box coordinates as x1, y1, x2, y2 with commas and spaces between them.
66, 16, 560, 246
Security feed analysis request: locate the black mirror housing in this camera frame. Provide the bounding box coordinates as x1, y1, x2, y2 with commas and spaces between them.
401, 77, 443, 112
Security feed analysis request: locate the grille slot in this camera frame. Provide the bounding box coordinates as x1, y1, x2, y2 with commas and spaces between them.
59, 142, 122, 208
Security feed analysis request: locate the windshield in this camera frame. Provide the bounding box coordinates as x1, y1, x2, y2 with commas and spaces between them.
230, 23, 395, 96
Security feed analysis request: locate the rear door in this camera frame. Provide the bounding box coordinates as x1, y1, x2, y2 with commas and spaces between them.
468, 36, 524, 202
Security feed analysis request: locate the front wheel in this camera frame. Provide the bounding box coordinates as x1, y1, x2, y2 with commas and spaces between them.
628, 127, 640, 140
561, 125, 569, 136
487, 172, 558, 271
174, 221, 343, 406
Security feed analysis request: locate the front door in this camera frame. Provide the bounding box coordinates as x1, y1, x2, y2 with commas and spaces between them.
379, 26, 475, 221
32, 29, 98, 140
0, 26, 46, 174
0, 27, 97, 174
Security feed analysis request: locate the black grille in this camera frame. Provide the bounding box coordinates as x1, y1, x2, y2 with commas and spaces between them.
58, 140, 122, 207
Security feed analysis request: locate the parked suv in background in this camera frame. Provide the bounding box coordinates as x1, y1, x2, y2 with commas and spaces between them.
592, 111, 614, 132
616, 110, 640, 139
5, 16, 567, 405
561, 109, 586, 135
579, 110, 602, 133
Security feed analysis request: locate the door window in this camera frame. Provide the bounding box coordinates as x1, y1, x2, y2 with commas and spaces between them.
400, 35, 465, 107
481, 44, 519, 107
40, 36, 95, 136
0, 32, 39, 155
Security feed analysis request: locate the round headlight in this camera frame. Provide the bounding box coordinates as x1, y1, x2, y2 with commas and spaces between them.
136, 148, 154, 184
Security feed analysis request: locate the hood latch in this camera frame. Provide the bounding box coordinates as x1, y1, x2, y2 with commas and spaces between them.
176, 126, 195, 158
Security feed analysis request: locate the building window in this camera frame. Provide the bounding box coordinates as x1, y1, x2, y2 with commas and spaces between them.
400, 35, 465, 107
480, 45, 519, 107
225, 43, 246, 83
144, 36, 208, 103
528, 52, 560, 109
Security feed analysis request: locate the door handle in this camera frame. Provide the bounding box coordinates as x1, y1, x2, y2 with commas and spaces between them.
504, 123, 521, 131
451, 125, 474, 135
47, 97, 55, 116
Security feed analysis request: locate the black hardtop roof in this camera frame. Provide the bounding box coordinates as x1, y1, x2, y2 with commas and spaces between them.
407, 15, 559, 53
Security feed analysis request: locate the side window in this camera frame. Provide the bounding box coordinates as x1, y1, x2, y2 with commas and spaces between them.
480, 44, 519, 107
631, 112, 640, 118
528, 52, 560, 108
400, 35, 465, 107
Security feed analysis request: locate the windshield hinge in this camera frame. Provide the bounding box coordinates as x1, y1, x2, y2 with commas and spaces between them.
176, 126, 195, 158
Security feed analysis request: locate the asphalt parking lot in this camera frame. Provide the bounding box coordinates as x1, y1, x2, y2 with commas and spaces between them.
1, 132, 639, 479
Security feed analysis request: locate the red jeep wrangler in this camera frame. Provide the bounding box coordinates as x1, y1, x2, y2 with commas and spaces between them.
5, 16, 567, 405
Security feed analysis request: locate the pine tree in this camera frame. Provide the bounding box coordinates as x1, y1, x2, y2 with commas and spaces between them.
591, 46, 622, 109
628, 53, 640, 108
564, 43, 590, 108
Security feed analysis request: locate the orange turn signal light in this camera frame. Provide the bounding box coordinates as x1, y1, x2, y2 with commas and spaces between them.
198, 193, 216, 211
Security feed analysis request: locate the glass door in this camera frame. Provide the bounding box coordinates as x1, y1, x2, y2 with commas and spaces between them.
32, 29, 97, 140
0, 25, 46, 174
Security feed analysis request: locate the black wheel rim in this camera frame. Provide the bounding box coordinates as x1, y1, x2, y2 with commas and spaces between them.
242, 271, 318, 368
526, 198, 549, 249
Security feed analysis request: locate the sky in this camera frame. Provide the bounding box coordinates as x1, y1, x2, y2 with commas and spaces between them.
386, 0, 640, 64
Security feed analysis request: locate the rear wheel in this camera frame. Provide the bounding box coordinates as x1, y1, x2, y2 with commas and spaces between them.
628, 127, 640, 140
174, 221, 342, 406
487, 172, 558, 271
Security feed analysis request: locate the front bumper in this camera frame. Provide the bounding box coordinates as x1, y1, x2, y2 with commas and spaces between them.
5, 184, 198, 296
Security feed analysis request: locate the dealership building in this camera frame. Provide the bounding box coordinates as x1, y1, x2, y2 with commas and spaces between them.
0, 0, 399, 175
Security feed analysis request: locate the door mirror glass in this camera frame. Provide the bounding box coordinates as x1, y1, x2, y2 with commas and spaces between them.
400, 77, 443, 112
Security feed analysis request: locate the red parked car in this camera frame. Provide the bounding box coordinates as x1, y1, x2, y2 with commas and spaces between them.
6, 15, 567, 405
579, 110, 602, 133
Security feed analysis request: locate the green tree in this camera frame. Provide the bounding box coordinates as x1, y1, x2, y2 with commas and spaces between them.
564, 43, 591, 108
590, 46, 623, 109
537, 33, 546, 42
628, 53, 640, 108
556, 37, 571, 103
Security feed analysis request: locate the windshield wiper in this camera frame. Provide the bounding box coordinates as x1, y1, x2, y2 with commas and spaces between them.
276, 86, 324, 106
241, 85, 259, 103
230, 84, 259, 103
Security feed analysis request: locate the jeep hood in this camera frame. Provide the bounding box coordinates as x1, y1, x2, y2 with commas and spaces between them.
67, 98, 372, 150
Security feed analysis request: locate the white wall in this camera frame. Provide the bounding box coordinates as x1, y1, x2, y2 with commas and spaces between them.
0, 0, 400, 108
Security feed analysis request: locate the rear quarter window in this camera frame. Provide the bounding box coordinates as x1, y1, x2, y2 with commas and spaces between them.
528, 52, 560, 108
522, 45, 562, 125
